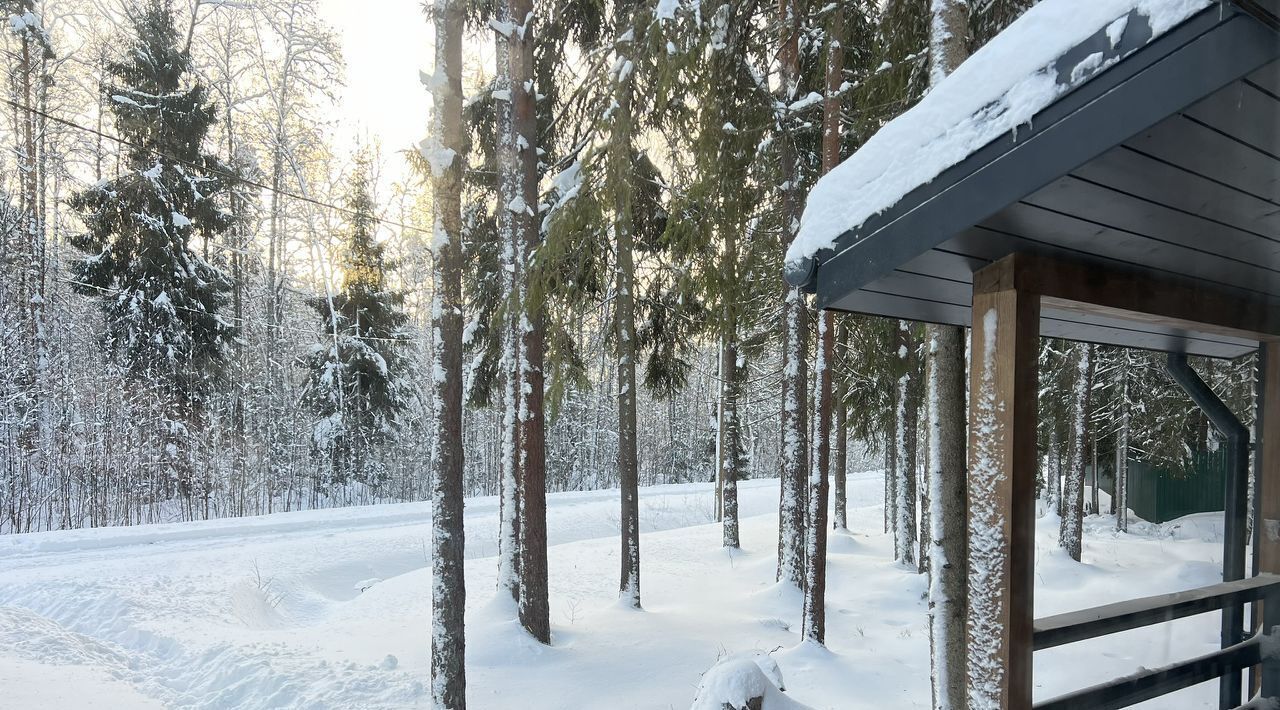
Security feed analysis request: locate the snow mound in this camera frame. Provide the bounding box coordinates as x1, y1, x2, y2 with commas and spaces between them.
691, 655, 810, 710
788, 0, 1211, 267
1159, 512, 1225, 542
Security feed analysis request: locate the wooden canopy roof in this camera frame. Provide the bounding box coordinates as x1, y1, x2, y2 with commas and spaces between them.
789, 0, 1280, 357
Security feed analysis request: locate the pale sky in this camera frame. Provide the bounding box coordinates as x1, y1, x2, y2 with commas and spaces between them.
318, 0, 434, 185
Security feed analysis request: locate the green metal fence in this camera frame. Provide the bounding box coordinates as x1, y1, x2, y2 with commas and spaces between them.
1126, 450, 1227, 524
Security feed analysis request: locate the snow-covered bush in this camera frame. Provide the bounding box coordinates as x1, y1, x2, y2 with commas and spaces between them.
690, 653, 810, 710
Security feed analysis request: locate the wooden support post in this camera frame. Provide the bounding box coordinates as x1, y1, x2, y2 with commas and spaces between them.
967, 272, 1040, 710
1262, 342, 1280, 583
1261, 342, 1280, 703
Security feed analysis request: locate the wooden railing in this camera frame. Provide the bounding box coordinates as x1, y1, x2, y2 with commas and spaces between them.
1031, 573, 1280, 710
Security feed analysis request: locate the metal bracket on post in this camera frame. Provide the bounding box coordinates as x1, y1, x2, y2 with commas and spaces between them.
1166, 352, 1251, 709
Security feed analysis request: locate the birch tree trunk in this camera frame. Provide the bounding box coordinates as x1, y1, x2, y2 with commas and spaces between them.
428, 0, 467, 703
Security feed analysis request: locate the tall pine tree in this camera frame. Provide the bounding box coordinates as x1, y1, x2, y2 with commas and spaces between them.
425, 0, 467, 703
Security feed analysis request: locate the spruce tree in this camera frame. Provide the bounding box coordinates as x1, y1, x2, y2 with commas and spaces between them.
540, 0, 706, 607
301, 157, 410, 486
69, 0, 236, 498
656, 0, 776, 550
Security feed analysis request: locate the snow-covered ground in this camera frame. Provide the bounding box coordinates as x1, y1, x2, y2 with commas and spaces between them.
0, 471, 1233, 708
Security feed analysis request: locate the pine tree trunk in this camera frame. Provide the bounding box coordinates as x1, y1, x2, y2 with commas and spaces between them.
926, 324, 968, 710
1046, 425, 1060, 513
612, 5, 642, 609
778, 286, 808, 584
833, 367, 848, 530
1060, 343, 1094, 561
714, 342, 724, 522
924, 7, 970, 699
719, 187, 744, 549
920, 457, 931, 574
720, 335, 742, 549
506, 0, 550, 644
494, 3, 522, 605
429, 0, 467, 704
1090, 426, 1099, 515
776, 0, 807, 590
895, 322, 918, 568
1116, 367, 1130, 532
886, 403, 897, 535
802, 16, 843, 641
803, 311, 833, 643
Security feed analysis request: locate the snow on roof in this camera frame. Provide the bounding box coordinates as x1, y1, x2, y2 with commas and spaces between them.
787, 0, 1211, 268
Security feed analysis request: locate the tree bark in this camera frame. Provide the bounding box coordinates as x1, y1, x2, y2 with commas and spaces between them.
612, 5, 642, 609
13, 4, 51, 474
720, 333, 743, 549
428, 0, 467, 703
803, 311, 833, 643
926, 5, 970, 701
506, 0, 550, 644
926, 324, 968, 710
802, 12, 843, 642
895, 321, 918, 568
1045, 425, 1060, 514
1060, 342, 1094, 561
1090, 425, 1099, 515
833, 355, 848, 530
886, 399, 897, 535
494, 0, 522, 605
776, 0, 807, 590
1115, 364, 1130, 532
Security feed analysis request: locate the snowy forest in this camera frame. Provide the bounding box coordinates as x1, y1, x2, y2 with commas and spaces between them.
0, 0, 1269, 707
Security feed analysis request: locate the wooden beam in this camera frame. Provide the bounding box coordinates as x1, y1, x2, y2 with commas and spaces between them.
967, 277, 1040, 709
1035, 574, 1280, 651
1033, 635, 1264, 710
973, 252, 1280, 343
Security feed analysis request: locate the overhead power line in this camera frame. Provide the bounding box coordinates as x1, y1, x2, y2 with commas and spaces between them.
0, 95, 434, 238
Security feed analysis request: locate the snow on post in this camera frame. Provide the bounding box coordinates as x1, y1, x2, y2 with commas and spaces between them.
967, 307, 1006, 710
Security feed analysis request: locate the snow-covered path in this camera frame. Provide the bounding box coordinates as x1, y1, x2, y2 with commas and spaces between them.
0, 471, 1231, 708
